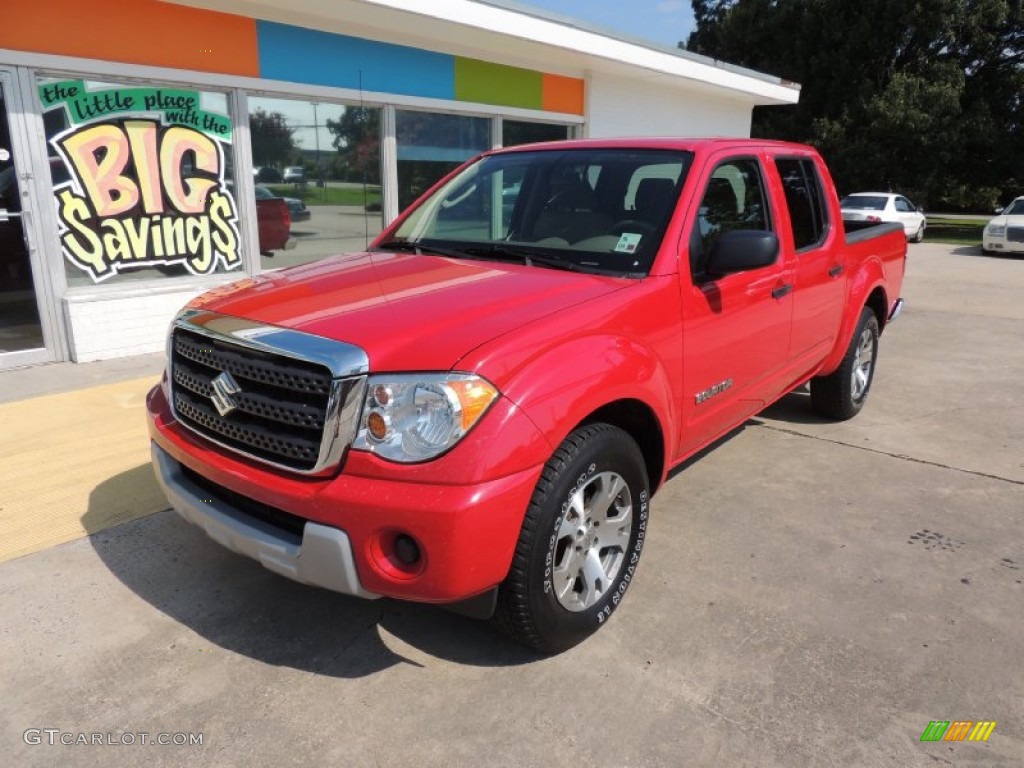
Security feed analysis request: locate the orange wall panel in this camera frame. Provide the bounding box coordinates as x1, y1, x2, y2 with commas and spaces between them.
0, 0, 259, 77
542, 73, 585, 115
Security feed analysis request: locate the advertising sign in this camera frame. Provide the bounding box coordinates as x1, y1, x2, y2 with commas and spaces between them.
40, 80, 242, 282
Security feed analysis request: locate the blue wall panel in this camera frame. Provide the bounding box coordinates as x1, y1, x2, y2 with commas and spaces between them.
257, 21, 455, 99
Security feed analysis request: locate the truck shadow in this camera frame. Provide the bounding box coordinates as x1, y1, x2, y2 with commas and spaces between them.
83, 468, 542, 679
754, 387, 834, 426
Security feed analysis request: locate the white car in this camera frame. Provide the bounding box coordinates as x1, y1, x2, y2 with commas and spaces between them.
840, 192, 926, 242
982, 197, 1024, 254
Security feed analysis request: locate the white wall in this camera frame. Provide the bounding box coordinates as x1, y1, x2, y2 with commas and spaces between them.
63, 285, 217, 362
587, 73, 754, 138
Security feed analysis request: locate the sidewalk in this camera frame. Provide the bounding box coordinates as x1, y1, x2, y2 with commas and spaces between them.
0, 354, 169, 563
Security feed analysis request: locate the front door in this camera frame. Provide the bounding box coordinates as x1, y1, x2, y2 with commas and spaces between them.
677, 153, 794, 456
0, 69, 56, 369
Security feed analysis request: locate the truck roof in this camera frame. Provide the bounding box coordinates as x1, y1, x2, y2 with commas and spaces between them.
488, 137, 818, 155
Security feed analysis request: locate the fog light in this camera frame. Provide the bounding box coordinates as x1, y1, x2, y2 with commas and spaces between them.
394, 534, 421, 565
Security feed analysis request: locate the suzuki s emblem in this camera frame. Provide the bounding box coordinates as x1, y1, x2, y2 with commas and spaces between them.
210, 371, 242, 417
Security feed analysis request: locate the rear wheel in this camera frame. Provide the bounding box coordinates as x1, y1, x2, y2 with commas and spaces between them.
493, 423, 650, 653
810, 307, 880, 420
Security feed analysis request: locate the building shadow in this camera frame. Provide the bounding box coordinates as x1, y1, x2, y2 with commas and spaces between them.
83, 467, 541, 679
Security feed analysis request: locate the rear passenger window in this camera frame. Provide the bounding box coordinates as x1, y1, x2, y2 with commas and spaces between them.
776, 158, 829, 251
691, 157, 772, 276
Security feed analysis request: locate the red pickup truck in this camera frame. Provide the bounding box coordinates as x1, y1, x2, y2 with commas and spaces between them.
147, 138, 906, 652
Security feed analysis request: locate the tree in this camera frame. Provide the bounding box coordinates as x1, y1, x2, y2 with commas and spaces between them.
325, 107, 381, 184
249, 109, 296, 170
684, 0, 1024, 209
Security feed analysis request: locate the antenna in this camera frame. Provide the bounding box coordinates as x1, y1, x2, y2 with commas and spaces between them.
359, 69, 369, 249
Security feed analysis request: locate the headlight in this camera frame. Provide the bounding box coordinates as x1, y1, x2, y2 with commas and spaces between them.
986, 223, 1006, 237
353, 373, 499, 462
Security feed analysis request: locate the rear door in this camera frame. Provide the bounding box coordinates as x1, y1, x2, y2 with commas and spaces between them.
772, 154, 845, 373
678, 151, 794, 455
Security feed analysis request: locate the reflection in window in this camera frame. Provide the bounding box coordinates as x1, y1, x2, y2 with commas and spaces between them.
248, 97, 383, 270
396, 110, 490, 211
502, 120, 570, 147
693, 158, 772, 275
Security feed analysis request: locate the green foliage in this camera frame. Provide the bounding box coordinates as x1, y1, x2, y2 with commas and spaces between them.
325, 108, 382, 184
685, 0, 1024, 209
249, 109, 296, 169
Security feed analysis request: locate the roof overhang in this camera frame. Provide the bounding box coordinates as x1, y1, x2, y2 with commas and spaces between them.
166, 0, 801, 107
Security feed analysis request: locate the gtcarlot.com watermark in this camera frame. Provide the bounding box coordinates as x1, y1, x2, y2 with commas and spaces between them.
24, 729, 203, 747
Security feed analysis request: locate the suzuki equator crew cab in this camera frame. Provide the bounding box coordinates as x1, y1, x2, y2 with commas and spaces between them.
147, 138, 907, 653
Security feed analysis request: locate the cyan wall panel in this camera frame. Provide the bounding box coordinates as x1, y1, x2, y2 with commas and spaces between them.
257, 21, 455, 99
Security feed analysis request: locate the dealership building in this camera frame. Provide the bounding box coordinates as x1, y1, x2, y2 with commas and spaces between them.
0, 0, 799, 368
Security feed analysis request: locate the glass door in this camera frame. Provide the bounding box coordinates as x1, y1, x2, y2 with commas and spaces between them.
0, 69, 55, 368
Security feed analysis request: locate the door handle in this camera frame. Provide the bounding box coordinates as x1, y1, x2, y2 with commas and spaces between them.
828, 265, 843, 278
771, 284, 792, 300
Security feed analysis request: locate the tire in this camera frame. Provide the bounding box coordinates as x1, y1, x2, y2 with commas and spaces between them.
493, 423, 650, 653
912, 222, 925, 243
810, 307, 880, 420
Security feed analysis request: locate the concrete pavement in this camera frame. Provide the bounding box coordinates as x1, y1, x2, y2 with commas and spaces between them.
0, 242, 1021, 766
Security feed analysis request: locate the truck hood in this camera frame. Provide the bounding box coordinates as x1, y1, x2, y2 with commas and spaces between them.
189, 251, 631, 372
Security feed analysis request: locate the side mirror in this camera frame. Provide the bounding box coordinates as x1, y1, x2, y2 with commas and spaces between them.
995, 207, 1004, 215
706, 230, 779, 277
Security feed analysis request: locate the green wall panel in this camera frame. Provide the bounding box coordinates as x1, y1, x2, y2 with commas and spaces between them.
454, 58, 543, 109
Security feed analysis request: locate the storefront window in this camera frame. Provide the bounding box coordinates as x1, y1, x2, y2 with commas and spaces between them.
502, 120, 571, 147
247, 97, 382, 270
38, 78, 241, 286
396, 110, 490, 211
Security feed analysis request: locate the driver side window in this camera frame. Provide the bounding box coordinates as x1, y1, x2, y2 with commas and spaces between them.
691, 157, 772, 276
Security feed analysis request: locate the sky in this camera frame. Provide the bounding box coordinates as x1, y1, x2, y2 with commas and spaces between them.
513, 0, 696, 49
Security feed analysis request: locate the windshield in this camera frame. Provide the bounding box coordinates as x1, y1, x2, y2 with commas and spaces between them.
382, 148, 693, 277
1002, 199, 1024, 216
840, 195, 888, 211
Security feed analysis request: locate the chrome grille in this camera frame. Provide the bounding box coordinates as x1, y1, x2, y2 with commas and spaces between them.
168, 311, 368, 475
1007, 227, 1024, 243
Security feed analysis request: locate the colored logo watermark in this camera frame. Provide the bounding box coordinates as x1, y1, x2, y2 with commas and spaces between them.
920, 720, 996, 742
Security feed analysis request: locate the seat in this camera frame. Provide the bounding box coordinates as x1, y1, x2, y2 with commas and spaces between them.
699, 177, 739, 236
692, 177, 741, 273
532, 178, 613, 244
633, 178, 676, 226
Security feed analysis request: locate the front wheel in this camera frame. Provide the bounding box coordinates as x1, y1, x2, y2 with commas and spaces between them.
493, 423, 650, 653
911, 222, 925, 243
810, 307, 880, 420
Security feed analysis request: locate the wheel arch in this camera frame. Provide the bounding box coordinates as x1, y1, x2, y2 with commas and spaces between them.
819, 259, 889, 375
499, 334, 677, 494
578, 398, 666, 495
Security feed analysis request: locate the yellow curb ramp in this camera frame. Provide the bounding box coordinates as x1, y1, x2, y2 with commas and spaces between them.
0, 376, 170, 564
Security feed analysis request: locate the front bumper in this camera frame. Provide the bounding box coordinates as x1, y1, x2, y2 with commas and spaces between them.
147, 383, 545, 603
983, 237, 1024, 253
152, 442, 379, 599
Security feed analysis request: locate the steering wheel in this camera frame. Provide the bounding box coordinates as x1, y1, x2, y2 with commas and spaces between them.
607, 219, 657, 236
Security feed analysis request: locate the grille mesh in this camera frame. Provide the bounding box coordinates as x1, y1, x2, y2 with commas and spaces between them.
171, 328, 333, 471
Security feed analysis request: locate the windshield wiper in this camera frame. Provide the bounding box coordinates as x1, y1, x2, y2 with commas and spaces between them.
374, 240, 469, 260
458, 245, 582, 272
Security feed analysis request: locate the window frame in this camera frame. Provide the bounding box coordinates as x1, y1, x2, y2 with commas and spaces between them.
690, 154, 775, 281
774, 155, 831, 254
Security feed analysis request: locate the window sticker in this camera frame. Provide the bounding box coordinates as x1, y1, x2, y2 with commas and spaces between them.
614, 232, 642, 253
39, 79, 241, 283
